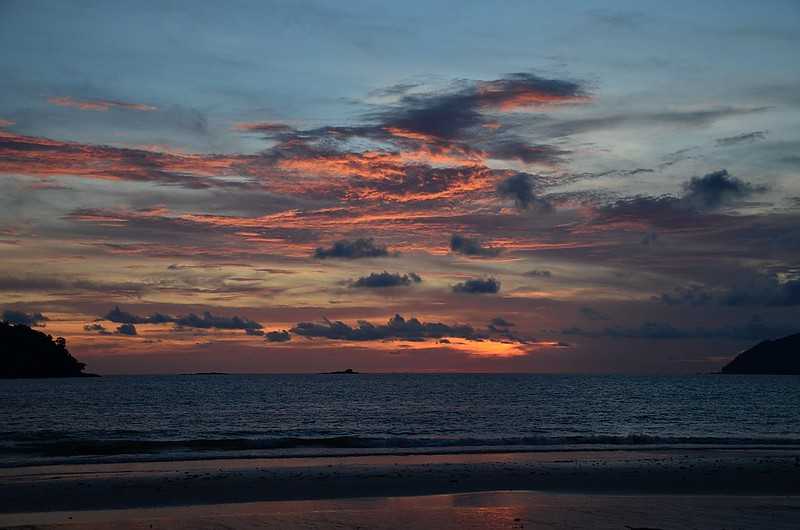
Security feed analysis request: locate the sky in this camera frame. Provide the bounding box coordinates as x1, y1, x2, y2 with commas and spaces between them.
1, 0, 799, 374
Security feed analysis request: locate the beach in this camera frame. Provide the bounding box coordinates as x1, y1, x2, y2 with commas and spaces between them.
2, 448, 800, 529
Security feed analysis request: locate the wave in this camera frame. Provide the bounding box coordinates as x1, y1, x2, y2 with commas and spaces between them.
4, 434, 800, 458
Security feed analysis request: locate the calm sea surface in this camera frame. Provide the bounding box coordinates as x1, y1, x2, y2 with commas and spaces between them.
1, 374, 799, 466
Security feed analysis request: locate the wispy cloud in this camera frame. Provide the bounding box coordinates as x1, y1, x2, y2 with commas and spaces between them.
48, 96, 157, 112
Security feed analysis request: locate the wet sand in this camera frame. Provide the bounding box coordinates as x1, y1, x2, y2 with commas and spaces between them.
4, 492, 800, 530
2, 449, 800, 528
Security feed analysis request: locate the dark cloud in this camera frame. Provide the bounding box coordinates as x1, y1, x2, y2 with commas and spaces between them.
233, 122, 293, 135
291, 314, 482, 342
524, 269, 552, 277
84, 323, 111, 335
367, 82, 421, 98
314, 238, 391, 259
715, 130, 768, 146
450, 234, 500, 257
245, 328, 264, 336
579, 307, 610, 321
452, 277, 501, 294
658, 273, 800, 307
596, 170, 767, 226
173, 312, 263, 331
105, 306, 149, 324
496, 173, 552, 211
0, 276, 145, 296
562, 315, 797, 341
640, 232, 658, 246
372, 73, 588, 140
488, 317, 516, 332
485, 141, 567, 165
351, 271, 422, 288
658, 285, 715, 306
103, 306, 263, 330
681, 169, 767, 210
2, 309, 48, 327
589, 10, 647, 29
265, 330, 291, 342
116, 323, 138, 336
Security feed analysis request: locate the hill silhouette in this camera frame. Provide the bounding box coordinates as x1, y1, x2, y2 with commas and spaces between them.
0, 321, 94, 378
722, 333, 800, 375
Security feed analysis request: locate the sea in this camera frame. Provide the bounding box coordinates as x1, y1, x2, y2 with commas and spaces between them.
1, 374, 799, 467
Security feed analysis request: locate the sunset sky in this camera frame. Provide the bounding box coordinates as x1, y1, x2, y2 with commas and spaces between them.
1, 0, 799, 373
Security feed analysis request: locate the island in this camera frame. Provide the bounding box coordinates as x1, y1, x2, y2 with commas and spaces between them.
322, 368, 360, 374
0, 321, 95, 378
721, 332, 800, 375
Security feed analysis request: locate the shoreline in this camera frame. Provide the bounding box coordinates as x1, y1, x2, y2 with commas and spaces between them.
5, 441, 800, 469
2, 448, 799, 514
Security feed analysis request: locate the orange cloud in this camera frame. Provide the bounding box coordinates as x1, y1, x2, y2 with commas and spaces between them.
233, 122, 292, 133
48, 96, 157, 112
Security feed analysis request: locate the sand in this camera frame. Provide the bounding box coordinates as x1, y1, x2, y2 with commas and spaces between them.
2, 449, 800, 529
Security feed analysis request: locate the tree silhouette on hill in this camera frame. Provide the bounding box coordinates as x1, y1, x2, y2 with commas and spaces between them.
0, 321, 92, 378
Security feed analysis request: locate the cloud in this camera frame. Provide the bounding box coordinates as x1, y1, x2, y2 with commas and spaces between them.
367, 82, 421, 98
658, 273, 800, 307
562, 315, 797, 341
715, 131, 768, 146
524, 269, 552, 277
541, 106, 770, 137
0, 276, 146, 296
488, 317, 516, 332
84, 323, 111, 335
595, 170, 767, 226
233, 122, 292, 134
640, 232, 658, 246
2, 309, 48, 327
115, 323, 138, 336
579, 307, 610, 321
657, 285, 715, 306
452, 277, 501, 294
681, 169, 767, 210
48, 96, 157, 112
291, 314, 483, 342
173, 312, 263, 331
104, 306, 150, 324
0, 131, 248, 189
103, 306, 263, 330
314, 238, 391, 259
351, 271, 422, 288
371, 73, 588, 140
450, 234, 500, 257
265, 330, 291, 342
496, 173, 552, 211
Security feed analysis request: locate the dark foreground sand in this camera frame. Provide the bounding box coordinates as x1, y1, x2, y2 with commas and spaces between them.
4, 492, 800, 530
2, 449, 800, 529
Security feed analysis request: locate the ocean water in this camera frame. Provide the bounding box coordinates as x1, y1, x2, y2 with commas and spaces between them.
1, 374, 799, 466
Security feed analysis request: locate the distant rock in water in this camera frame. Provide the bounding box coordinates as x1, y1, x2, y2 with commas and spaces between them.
721, 333, 800, 375
0, 321, 95, 378
322, 368, 359, 374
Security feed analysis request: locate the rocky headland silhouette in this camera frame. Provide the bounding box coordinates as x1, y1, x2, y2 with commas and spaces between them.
722, 333, 800, 375
0, 321, 95, 378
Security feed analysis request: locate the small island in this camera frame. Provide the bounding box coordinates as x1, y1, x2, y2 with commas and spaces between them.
322, 368, 360, 374
721, 332, 800, 375
0, 321, 95, 378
